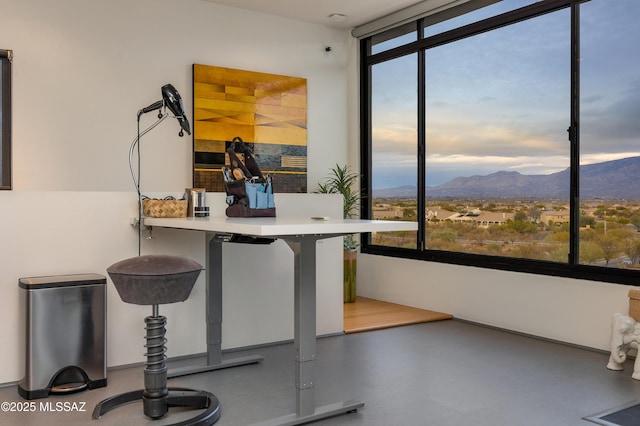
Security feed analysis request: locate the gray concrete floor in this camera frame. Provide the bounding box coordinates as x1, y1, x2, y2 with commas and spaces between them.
2, 320, 640, 425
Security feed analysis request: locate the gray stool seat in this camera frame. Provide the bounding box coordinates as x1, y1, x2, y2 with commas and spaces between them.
107, 255, 202, 305
93, 255, 220, 425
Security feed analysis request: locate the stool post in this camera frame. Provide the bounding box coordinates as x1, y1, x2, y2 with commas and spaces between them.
143, 314, 169, 419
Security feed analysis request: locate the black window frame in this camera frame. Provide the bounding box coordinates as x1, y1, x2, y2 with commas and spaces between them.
359, 0, 640, 286
1, 49, 12, 190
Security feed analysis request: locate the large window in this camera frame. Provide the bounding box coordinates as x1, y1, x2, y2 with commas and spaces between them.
1, 49, 12, 190
361, 0, 640, 285
579, 2, 640, 269
370, 53, 418, 248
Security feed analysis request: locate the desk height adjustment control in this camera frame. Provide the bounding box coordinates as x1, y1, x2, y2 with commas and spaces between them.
211, 233, 234, 242
212, 233, 275, 245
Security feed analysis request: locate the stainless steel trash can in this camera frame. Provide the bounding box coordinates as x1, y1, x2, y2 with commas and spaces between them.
18, 274, 107, 400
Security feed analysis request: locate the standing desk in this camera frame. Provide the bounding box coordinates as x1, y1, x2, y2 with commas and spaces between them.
143, 216, 418, 426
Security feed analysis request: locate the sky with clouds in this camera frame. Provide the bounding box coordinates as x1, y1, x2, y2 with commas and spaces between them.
371, 0, 640, 189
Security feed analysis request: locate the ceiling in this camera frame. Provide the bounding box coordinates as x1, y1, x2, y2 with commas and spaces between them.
201, 0, 425, 30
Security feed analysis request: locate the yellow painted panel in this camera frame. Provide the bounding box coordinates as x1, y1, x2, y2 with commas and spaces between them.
255, 115, 306, 128
194, 82, 225, 98
195, 121, 255, 142
194, 108, 223, 121
255, 126, 307, 145
194, 110, 255, 127
254, 103, 306, 119
195, 65, 304, 90
195, 98, 255, 114
194, 139, 226, 152
225, 93, 256, 104
226, 86, 254, 96
254, 92, 282, 106
281, 93, 307, 109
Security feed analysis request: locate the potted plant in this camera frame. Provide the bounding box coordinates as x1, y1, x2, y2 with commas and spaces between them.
317, 164, 361, 303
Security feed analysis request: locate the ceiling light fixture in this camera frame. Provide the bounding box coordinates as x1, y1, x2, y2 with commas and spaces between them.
328, 13, 347, 23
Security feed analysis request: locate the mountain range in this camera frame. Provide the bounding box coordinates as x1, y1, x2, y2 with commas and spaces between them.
373, 156, 640, 199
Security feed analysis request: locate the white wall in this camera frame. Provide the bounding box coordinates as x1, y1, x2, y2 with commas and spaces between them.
357, 254, 632, 352
4, 0, 352, 191
0, 0, 350, 384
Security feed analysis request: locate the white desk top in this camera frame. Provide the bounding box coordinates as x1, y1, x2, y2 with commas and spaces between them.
143, 216, 417, 237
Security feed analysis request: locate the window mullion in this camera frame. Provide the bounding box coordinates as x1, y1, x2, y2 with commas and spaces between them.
568, 1, 580, 265
359, 38, 373, 246
417, 40, 426, 251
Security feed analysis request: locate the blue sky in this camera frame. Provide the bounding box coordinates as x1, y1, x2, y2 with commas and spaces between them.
371, 0, 640, 189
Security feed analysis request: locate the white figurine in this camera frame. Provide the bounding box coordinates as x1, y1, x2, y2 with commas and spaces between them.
607, 313, 640, 380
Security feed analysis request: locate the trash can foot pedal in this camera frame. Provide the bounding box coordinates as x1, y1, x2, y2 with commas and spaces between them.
51, 382, 88, 394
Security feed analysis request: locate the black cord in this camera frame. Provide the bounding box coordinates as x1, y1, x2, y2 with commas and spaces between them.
137, 116, 142, 256
132, 108, 169, 256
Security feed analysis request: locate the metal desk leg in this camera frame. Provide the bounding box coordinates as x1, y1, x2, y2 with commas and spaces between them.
169, 233, 263, 378
250, 236, 364, 426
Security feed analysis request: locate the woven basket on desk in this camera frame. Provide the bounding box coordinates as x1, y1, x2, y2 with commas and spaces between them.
142, 199, 187, 218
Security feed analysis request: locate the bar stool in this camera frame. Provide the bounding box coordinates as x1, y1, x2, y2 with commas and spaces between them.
93, 255, 220, 425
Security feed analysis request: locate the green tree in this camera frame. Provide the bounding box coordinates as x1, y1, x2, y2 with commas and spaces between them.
621, 236, 640, 265
506, 220, 537, 234
549, 231, 570, 243
527, 206, 541, 222
467, 227, 489, 245
403, 208, 416, 219
580, 214, 596, 228
580, 241, 604, 264
514, 211, 528, 222
595, 234, 620, 266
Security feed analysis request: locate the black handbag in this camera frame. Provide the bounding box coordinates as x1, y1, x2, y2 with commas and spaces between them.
223, 137, 276, 217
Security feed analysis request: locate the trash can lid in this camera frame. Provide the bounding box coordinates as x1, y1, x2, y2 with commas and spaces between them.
19, 273, 106, 289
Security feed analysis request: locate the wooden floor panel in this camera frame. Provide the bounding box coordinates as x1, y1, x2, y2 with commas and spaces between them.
343, 296, 453, 334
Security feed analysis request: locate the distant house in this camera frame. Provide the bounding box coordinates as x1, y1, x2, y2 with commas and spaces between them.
450, 211, 515, 227
372, 203, 404, 219
426, 206, 457, 221
476, 211, 515, 227
540, 210, 570, 226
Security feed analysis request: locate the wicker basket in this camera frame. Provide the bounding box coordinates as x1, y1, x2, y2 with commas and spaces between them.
628, 289, 640, 321
142, 199, 187, 218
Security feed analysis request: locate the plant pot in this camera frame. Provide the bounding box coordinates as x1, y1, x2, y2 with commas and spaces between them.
343, 250, 357, 303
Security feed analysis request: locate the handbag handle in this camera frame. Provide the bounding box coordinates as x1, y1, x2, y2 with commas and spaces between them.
229, 136, 253, 155
226, 136, 264, 179
226, 137, 252, 179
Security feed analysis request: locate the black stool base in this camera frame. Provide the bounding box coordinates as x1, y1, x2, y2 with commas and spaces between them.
92, 387, 220, 425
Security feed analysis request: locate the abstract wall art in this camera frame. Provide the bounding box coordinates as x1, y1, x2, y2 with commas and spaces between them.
192, 64, 307, 193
